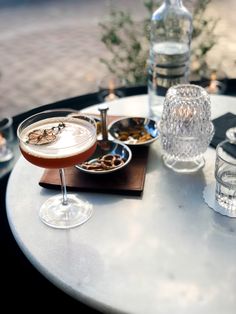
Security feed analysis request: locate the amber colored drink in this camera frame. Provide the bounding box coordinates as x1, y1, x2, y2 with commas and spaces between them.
19, 116, 97, 169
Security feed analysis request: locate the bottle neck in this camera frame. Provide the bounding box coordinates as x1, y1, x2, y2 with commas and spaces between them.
165, 0, 182, 6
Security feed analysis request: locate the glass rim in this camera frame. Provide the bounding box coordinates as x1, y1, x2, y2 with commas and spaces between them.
0, 117, 13, 130
216, 139, 236, 166
17, 108, 97, 149
167, 84, 208, 100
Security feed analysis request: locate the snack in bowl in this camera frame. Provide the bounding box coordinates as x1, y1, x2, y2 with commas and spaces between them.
76, 140, 132, 174
108, 117, 159, 145
80, 153, 126, 171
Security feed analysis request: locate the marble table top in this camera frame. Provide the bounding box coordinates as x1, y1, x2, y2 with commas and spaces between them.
6, 94, 236, 314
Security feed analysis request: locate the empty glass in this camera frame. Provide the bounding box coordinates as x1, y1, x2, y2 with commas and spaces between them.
215, 139, 236, 216
158, 84, 214, 172
97, 75, 124, 102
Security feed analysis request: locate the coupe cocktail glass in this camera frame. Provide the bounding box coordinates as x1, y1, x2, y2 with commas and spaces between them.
17, 109, 97, 229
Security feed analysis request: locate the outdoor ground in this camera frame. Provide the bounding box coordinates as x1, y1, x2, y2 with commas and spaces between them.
0, 0, 235, 118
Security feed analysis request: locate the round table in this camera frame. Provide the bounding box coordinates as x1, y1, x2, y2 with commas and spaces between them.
6, 94, 236, 314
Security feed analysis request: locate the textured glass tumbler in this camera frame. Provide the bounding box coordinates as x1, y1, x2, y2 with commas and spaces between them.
159, 84, 214, 173
215, 140, 236, 215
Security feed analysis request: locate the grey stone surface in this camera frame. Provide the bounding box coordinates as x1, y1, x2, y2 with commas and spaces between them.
0, 0, 235, 117
6, 95, 236, 314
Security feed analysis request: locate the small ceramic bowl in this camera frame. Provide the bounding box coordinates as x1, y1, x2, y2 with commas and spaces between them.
108, 117, 159, 146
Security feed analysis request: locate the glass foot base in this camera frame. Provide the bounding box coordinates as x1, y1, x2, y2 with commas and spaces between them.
162, 154, 205, 173
39, 194, 93, 229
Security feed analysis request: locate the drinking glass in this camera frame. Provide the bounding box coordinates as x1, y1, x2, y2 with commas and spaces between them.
158, 84, 214, 172
226, 127, 236, 143
215, 139, 236, 215
97, 74, 124, 102
17, 109, 97, 229
0, 117, 14, 162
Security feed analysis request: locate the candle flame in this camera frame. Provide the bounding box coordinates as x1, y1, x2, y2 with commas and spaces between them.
108, 79, 115, 93
210, 71, 217, 81
0, 132, 6, 146
104, 78, 119, 101
206, 70, 220, 94
174, 106, 194, 121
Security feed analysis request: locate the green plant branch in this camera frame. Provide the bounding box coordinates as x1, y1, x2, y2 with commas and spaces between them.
99, 0, 219, 84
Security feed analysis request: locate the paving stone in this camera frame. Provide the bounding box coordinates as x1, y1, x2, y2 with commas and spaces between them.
0, 0, 234, 118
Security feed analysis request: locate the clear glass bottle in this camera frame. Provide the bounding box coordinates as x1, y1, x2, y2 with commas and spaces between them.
148, 0, 193, 118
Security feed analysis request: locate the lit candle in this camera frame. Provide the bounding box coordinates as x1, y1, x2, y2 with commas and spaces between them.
174, 106, 194, 123
0, 132, 13, 162
0, 133, 7, 155
206, 71, 221, 94
104, 79, 119, 102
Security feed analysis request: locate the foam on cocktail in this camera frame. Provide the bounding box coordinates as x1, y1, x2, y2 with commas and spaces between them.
21, 117, 95, 158
20, 117, 97, 168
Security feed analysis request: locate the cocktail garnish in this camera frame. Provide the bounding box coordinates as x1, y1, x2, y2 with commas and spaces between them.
26, 122, 65, 145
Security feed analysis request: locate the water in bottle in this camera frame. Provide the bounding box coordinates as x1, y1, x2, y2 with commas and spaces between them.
148, 0, 193, 118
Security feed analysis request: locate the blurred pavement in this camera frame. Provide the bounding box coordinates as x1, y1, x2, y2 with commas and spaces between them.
0, 0, 235, 117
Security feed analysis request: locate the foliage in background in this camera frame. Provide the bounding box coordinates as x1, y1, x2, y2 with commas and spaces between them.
191, 0, 219, 78
99, 0, 219, 85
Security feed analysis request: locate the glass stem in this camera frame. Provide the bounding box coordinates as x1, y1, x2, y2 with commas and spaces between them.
59, 168, 68, 205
